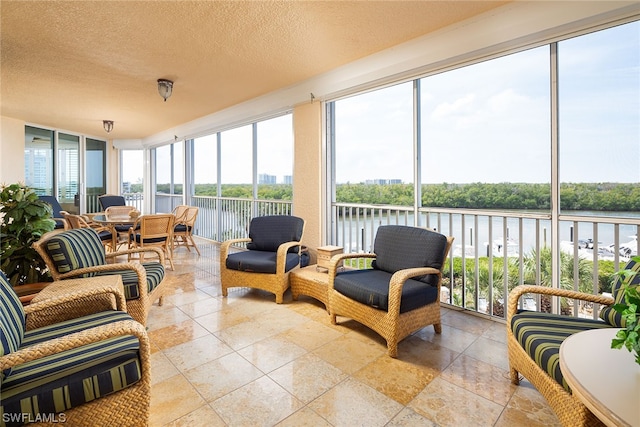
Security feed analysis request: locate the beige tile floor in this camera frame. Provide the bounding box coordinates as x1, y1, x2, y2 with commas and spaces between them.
148, 239, 561, 427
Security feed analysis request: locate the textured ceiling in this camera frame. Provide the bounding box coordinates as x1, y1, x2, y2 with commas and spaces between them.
1, 1, 509, 140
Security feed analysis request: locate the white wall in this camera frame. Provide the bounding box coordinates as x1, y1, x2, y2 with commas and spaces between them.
0, 116, 26, 184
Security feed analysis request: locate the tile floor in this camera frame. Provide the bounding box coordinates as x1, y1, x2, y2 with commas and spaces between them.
147, 239, 561, 427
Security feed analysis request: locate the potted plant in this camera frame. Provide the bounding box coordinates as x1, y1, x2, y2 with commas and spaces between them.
0, 183, 56, 286
611, 255, 640, 365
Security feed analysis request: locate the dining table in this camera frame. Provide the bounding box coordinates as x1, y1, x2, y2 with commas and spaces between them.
90, 213, 139, 250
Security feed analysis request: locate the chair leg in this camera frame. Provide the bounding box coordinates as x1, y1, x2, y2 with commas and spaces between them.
386, 342, 398, 358
434, 323, 442, 333
510, 367, 520, 385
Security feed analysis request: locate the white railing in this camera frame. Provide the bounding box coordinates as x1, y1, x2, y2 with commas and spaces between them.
332, 203, 640, 320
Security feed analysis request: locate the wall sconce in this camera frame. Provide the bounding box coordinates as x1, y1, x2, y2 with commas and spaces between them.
103, 120, 114, 133
157, 79, 173, 102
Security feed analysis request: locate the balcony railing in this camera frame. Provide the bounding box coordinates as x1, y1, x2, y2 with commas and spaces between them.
332, 203, 640, 320
151, 194, 640, 321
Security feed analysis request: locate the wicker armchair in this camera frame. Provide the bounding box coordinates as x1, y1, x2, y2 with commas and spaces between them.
32, 228, 166, 326
221, 215, 305, 304
328, 225, 453, 357
0, 271, 151, 427
506, 259, 640, 426
38, 195, 67, 230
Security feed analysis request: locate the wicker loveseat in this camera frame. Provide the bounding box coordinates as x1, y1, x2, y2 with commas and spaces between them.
0, 272, 151, 426
507, 259, 640, 426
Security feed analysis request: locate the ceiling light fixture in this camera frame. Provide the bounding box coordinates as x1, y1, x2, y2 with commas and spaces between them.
157, 79, 173, 102
103, 120, 114, 133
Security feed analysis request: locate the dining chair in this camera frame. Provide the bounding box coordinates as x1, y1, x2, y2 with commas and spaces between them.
105, 205, 139, 248
98, 194, 126, 210
128, 214, 175, 270
172, 205, 200, 255
60, 211, 116, 250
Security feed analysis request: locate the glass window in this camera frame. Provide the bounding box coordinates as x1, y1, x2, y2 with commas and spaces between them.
24, 126, 54, 195
220, 125, 252, 198
86, 138, 106, 213
558, 21, 640, 216
193, 134, 217, 197
257, 114, 293, 200
420, 46, 551, 204
334, 82, 414, 204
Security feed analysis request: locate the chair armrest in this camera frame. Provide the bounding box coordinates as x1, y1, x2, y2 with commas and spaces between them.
387, 267, 442, 314
220, 238, 252, 260
0, 320, 149, 372
24, 287, 127, 330
274, 241, 305, 273
506, 284, 615, 324
328, 253, 377, 289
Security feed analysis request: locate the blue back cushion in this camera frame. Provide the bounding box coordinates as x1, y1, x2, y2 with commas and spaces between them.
0, 271, 25, 378
600, 258, 640, 327
246, 216, 304, 252
371, 225, 448, 285
44, 228, 106, 276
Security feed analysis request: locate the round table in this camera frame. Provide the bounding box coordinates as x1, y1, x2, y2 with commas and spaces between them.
559, 327, 640, 427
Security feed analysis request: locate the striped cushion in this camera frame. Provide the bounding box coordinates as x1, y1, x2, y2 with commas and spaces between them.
599, 259, 640, 327
44, 228, 106, 276
511, 310, 612, 391
0, 272, 26, 379
96, 263, 164, 300
1, 311, 142, 425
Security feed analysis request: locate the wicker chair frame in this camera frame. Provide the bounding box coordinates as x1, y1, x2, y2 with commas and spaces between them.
220, 233, 305, 304
172, 205, 200, 255
0, 289, 150, 427
506, 285, 614, 427
128, 214, 175, 271
33, 229, 167, 326
327, 236, 454, 358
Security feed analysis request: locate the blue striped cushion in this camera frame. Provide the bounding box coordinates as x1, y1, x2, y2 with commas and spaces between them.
599, 259, 640, 327
96, 263, 164, 300
1, 311, 142, 424
0, 272, 26, 379
44, 229, 106, 276
511, 310, 611, 391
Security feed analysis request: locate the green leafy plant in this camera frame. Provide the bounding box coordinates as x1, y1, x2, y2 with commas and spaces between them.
611, 256, 640, 365
0, 183, 56, 286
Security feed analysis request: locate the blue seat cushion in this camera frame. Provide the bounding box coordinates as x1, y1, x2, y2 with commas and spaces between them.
0, 311, 142, 426
334, 269, 439, 313
95, 263, 164, 300
371, 225, 447, 285
226, 250, 300, 274
174, 224, 191, 233
131, 234, 168, 244
510, 310, 612, 391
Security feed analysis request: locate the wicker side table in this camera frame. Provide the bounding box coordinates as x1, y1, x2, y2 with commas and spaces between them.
290, 265, 332, 310
29, 275, 126, 328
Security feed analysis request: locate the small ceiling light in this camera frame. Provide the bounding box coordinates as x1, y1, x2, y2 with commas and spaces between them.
157, 79, 173, 102
103, 120, 114, 133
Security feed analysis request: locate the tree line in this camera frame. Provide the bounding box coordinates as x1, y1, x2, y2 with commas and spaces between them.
148, 182, 640, 211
